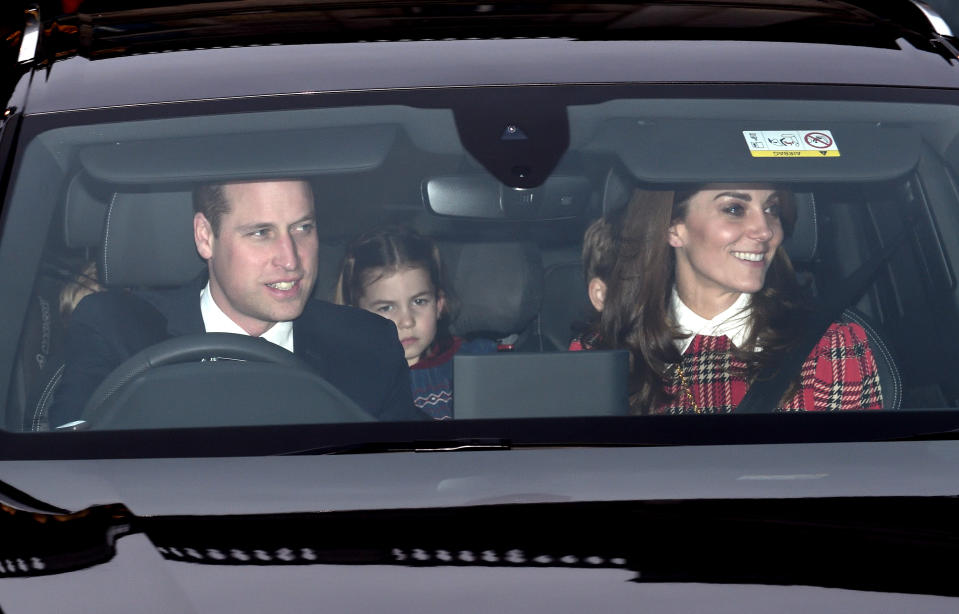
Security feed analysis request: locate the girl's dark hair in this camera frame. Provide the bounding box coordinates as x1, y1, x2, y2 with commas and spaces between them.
336, 225, 455, 351
596, 187, 809, 414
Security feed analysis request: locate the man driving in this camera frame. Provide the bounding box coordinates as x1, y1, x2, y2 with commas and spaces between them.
49, 179, 420, 427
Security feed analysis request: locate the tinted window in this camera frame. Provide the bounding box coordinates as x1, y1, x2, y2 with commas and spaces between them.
3, 86, 959, 451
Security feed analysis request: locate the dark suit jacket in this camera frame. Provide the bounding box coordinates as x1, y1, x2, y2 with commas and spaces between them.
49, 277, 420, 427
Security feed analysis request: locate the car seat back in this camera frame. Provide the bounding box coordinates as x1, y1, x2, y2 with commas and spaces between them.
25, 176, 114, 430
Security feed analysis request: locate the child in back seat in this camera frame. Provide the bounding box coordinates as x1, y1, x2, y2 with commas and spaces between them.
59, 260, 103, 323
569, 210, 623, 351
336, 226, 496, 420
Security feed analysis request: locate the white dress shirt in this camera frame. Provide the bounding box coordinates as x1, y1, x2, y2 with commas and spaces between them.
671, 289, 752, 354
199, 282, 294, 352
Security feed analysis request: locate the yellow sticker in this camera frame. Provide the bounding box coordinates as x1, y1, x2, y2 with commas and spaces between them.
743, 130, 840, 158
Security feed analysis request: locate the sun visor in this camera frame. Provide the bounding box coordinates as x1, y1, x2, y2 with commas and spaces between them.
585, 120, 920, 184
79, 126, 397, 184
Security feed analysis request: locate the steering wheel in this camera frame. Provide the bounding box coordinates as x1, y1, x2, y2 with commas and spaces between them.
81, 333, 372, 428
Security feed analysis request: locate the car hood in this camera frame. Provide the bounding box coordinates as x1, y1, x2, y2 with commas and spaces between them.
5, 494, 959, 613
2, 442, 959, 611
5, 441, 959, 515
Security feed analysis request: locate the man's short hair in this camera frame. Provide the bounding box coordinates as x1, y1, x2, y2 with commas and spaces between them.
193, 183, 231, 236
193, 180, 314, 236
582, 208, 624, 283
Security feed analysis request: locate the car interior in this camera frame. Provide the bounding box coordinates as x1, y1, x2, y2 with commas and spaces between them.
4, 92, 959, 431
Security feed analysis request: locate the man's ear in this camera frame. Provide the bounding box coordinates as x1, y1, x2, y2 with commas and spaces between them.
588, 277, 607, 312
194, 212, 214, 261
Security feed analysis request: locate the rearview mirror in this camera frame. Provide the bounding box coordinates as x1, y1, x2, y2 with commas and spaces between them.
423, 174, 589, 220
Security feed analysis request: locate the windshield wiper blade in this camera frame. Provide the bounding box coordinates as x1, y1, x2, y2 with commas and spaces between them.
0, 477, 71, 514
883, 427, 959, 442
277, 438, 512, 456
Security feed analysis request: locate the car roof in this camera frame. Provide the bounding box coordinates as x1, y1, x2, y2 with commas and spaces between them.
9, 0, 959, 114
32, 0, 954, 53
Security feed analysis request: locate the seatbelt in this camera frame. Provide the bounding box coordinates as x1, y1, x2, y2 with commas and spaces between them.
734, 219, 916, 414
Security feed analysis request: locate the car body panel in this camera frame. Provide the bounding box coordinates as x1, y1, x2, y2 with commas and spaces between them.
6, 541, 956, 614
3, 460, 959, 609
3, 442, 959, 515
19, 38, 959, 116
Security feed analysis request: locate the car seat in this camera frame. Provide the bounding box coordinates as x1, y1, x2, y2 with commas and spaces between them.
442, 241, 543, 344
24, 176, 112, 431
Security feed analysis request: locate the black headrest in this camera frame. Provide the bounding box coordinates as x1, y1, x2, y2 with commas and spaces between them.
443, 242, 543, 337
63, 176, 109, 249
600, 166, 633, 216
782, 192, 818, 263
99, 190, 204, 287
540, 260, 591, 351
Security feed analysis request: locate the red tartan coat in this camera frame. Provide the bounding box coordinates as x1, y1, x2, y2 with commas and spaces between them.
569, 322, 883, 413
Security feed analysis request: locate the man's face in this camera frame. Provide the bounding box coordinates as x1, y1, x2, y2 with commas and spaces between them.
194, 180, 318, 336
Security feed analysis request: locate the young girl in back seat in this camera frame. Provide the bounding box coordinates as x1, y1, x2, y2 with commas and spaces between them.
336, 226, 496, 420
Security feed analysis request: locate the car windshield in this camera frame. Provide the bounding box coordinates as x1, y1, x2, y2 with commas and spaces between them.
3, 83, 959, 452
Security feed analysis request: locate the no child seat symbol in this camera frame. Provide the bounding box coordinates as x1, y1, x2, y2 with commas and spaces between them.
804, 132, 833, 149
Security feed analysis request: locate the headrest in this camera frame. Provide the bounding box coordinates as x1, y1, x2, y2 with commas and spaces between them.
99, 190, 205, 288
540, 260, 591, 351
313, 242, 348, 302
782, 192, 818, 263
443, 242, 543, 337
63, 176, 109, 249
600, 166, 633, 216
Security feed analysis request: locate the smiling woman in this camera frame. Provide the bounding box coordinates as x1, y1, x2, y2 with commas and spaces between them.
580, 187, 883, 415
668, 186, 784, 317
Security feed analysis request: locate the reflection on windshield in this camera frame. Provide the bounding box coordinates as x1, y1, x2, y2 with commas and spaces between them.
4, 497, 959, 598
4, 94, 959, 438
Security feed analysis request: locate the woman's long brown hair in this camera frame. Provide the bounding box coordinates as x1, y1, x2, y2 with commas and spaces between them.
596, 188, 809, 414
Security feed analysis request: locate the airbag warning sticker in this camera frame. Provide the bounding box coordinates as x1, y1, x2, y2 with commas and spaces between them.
743, 130, 840, 157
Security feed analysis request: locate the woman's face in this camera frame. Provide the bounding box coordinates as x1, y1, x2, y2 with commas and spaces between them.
668, 185, 784, 315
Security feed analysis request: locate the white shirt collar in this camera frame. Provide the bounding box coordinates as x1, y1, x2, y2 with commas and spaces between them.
671, 289, 752, 354
200, 282, 294, 352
